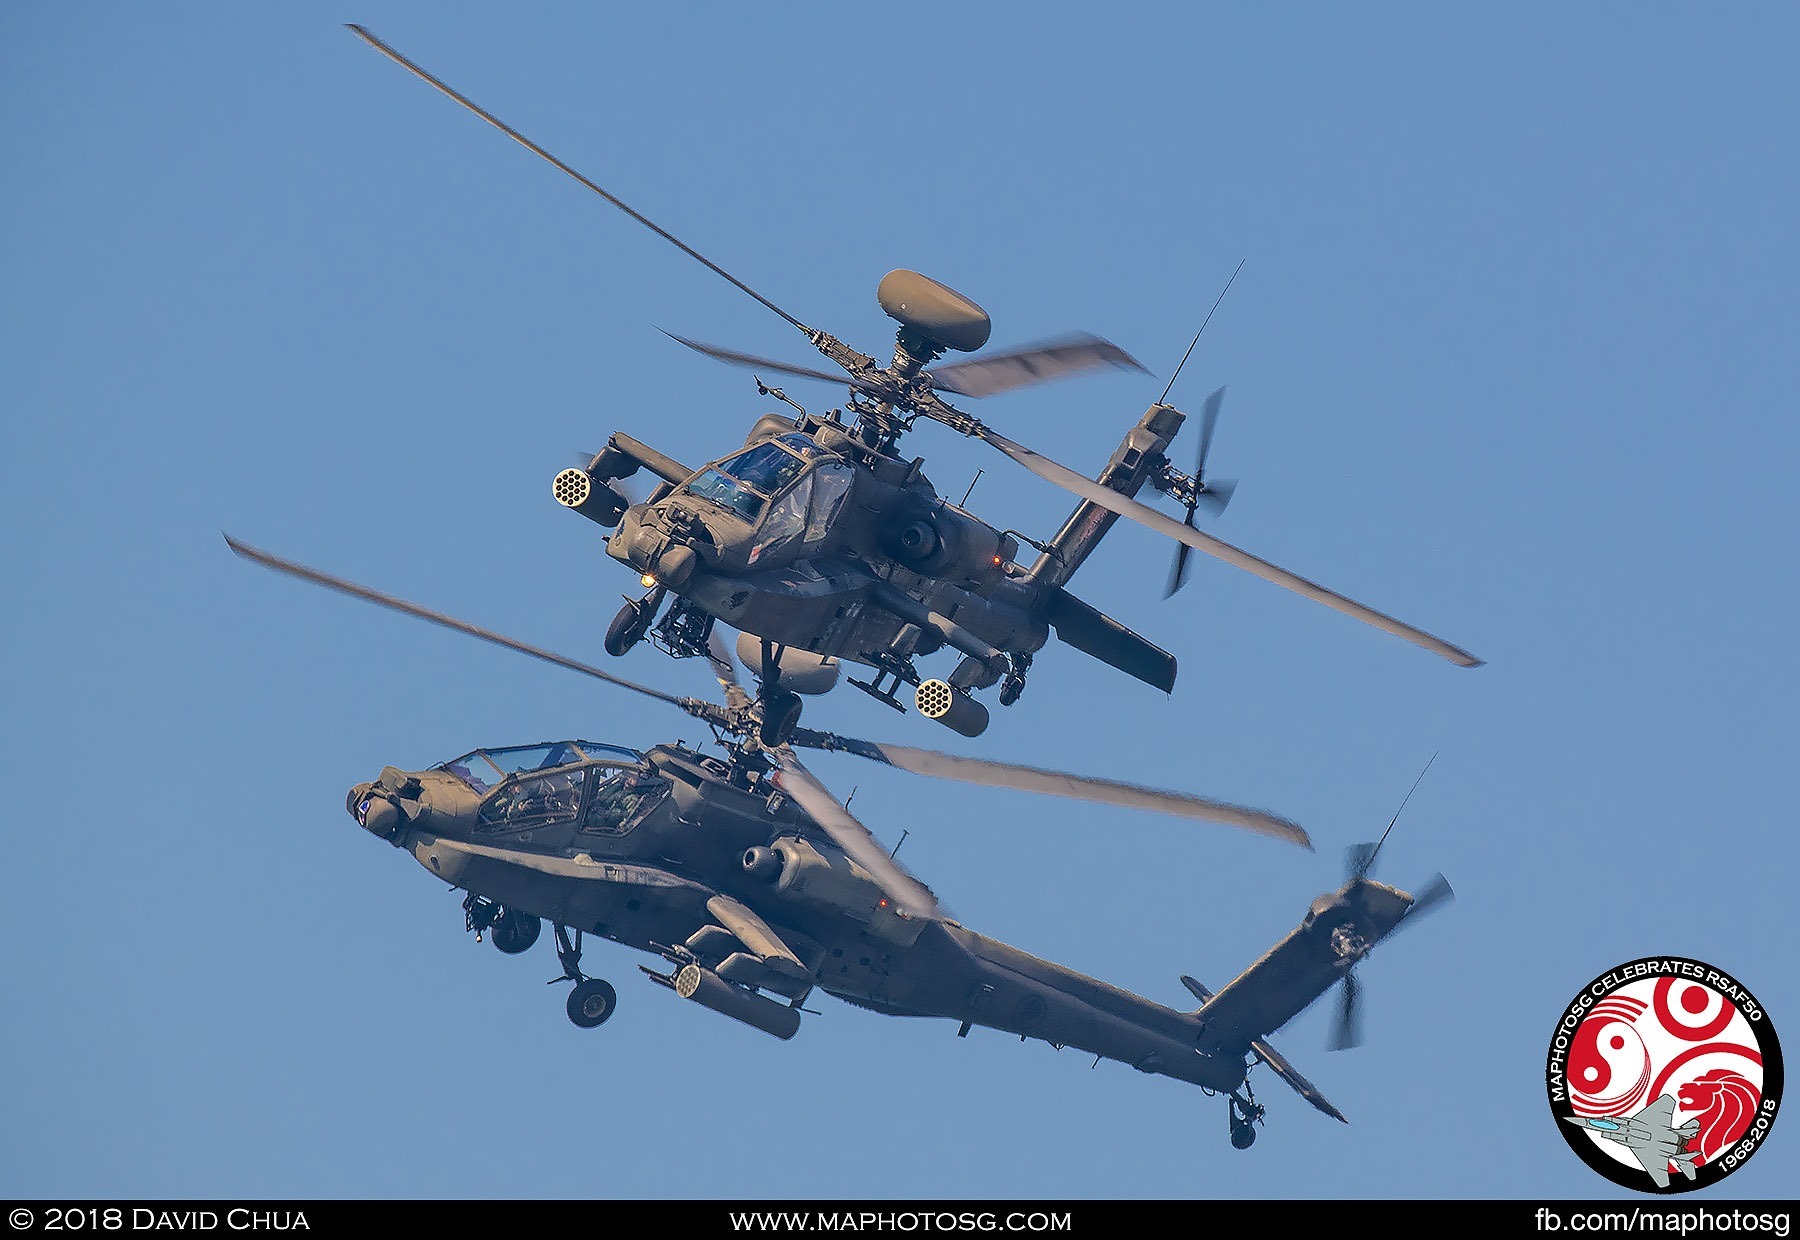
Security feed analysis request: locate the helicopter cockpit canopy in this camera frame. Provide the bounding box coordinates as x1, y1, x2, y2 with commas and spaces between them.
435, 740, 642, 794
681, 432, 855, 566
432, 740, 659, 836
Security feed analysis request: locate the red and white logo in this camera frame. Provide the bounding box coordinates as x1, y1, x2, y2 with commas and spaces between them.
1546, 957, 1782, 1193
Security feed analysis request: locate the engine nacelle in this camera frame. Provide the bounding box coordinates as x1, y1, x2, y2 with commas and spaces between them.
764, 836, 886, 916
880, 502, 1014, 585
734, 632, 841, 696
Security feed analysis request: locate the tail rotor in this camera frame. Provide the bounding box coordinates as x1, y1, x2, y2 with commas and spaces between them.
1327, 756, 1454, 1052
1164, 386, 1238, 598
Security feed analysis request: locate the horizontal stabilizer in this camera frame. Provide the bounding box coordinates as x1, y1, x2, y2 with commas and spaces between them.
1185, 975, 1342, 1120
1047, 588, 1177, 692
1250, 1036, 1346, 1124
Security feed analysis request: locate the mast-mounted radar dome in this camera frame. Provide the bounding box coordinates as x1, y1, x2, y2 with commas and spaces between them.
878, 269, 992, 354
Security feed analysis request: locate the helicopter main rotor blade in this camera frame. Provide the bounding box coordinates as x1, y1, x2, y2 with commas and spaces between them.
972, 428, 1483, 668
922, 334, 1149, 399
662, 332, 891, 399
347, 25, 809, 335
704, 624, 755, 713
768, 749, 946, 921
787, 730, 1309, 849
225, 536, 701, 714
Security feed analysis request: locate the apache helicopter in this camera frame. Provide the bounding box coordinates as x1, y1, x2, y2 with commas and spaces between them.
346, 26, 1483, 746
228, 535, 1452, 1149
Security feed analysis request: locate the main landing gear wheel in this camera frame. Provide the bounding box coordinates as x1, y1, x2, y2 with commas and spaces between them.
551, 923, 617, 1029
759, 689, 803, 747
490, 907, 541, 955
566, 978, 618, 1028
605, 597, 655, 656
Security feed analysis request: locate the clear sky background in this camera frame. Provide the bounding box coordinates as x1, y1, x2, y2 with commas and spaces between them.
4, 3, 1796, 1203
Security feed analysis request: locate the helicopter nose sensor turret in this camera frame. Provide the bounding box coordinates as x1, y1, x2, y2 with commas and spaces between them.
348, 781, 402, 839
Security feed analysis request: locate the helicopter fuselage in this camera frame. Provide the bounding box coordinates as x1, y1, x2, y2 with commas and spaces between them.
348, 739, 1414, 1110
560, 402, 1185, 733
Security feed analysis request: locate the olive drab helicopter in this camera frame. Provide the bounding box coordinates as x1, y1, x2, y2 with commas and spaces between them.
227, 536, 1453, 1149
347, 26, 1483, 748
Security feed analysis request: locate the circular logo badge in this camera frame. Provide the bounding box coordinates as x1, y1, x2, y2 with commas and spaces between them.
1546, 957, 1782, 1193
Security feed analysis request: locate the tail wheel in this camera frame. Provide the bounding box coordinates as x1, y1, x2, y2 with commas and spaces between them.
567, 978, 618, 1028
1228, 1089, 1265, 1150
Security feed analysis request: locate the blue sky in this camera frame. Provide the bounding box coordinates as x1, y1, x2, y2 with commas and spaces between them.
3, 3, 1795, 1201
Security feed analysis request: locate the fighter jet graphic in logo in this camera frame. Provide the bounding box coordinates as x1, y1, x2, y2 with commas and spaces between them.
1563, 1094, 1701, 1189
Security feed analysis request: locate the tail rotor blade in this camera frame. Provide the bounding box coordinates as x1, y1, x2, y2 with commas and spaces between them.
1194, 386, 1225, 479
1195, 477, 1236, 517
1164, 540, 1194, 599
1164, 506, 1199, 599
1402, 873, 1455, 923
1328, 973, 1364, 1052
1345, 841, 1379, 883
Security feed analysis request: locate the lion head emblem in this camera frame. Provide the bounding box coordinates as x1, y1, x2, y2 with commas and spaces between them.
1677, 1069, 1760, 1163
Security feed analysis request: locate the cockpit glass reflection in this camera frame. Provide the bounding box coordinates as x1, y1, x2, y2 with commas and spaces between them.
581, 767, 670, 836
685, 434, 827, 522
477, 768, 588, 833
438, 750, 503, 792
685, 468, 766, 520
